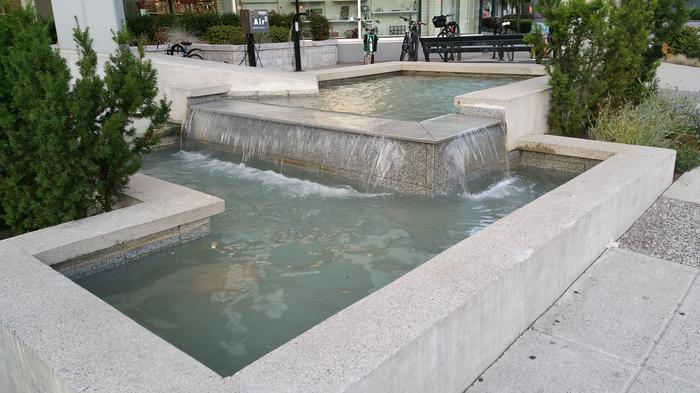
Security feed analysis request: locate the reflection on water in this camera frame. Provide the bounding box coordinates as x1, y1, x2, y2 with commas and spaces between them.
254, 72, 529, 121
77, 148, 574, 377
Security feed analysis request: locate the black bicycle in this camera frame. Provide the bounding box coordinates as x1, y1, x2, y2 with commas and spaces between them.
399, 16, 425, 61
432, 14, 460, 62
166, 41, 204, 60
492, 18, 514, 61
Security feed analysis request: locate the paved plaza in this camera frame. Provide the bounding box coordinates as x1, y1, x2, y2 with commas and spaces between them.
466, 167, 700, 393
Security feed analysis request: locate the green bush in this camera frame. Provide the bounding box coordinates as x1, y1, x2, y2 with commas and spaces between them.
676, 143, 700, 172
0, 8, 90, 233
154, 13, 178, 29
691, 8, 700, 20
517, 19, 532, 33
178, 12, 241, 37
0, 7, 169, 234
180, 12, 221, 36
269, 13, 294, 29
528, 0, 656, 137
47, 17, 57, 43
481, 16, 531, 33
123, 12, 241, 44
589, 93, 700, 172
220, 12, 241, 27
668, 26, 700, 59
127, 14, 156, 41
309, 13, 330, 40
204, 25, 245, 44
264, 26, 290, 43
647, 0, 689, 63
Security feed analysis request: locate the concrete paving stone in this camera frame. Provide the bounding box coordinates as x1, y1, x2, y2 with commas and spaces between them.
664, 167, 700, 205
657, 62, 700, 93
628, 369, 700, 393
619, 197, 700, 267
467, 330, 635, 393
645, 275, 700, 386
533, 248, 697, 364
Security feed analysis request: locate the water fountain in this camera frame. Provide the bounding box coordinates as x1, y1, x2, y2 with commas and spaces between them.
183, 99, 507, 195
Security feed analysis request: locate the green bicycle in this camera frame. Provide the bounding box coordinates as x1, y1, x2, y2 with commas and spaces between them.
354, 17, 380, 64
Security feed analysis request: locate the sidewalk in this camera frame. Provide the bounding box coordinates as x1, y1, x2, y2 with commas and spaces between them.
465, 167, 700, 393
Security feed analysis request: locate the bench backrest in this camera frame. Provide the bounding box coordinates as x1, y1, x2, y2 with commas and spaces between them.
420, 34, 525, 45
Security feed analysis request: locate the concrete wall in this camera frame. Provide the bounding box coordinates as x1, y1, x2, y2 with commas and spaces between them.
0, 322, 74, 393
455, 75, 552, 151
336, 37, 405, 63
146, 40, 338, 72
51, 0, 125, 53
58, 49, 319, 122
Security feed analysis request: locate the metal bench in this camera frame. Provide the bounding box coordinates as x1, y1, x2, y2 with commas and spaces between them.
419, 34, 530, 62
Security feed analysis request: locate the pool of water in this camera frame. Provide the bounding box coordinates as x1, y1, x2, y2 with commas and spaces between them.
77, 148, 574, 377
253, 72, 529, 121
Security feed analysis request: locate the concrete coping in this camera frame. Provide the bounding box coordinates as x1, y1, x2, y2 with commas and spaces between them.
190, 99, 503, 144
455, 75, 551, 106
310, 61, 545, 82
143, 40, 340, 52
0, 135, 676, 393
662, 166, 700, 204
4, 173, 225, 266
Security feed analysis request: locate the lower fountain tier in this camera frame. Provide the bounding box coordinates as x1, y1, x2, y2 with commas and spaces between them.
183, 99, 507, 195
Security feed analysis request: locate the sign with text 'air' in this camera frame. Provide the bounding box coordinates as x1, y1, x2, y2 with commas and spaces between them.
250, 10, 269, 33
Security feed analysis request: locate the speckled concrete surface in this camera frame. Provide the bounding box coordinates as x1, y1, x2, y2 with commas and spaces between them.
56, 220, 211, 280
619, 197, 700, 267
465, 165, 700, 393
466, 248, 700, 393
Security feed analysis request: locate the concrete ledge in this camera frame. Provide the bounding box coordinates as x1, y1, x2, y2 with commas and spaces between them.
55, 218, 211, 280
310, 61, 544, 82
520, 151, 601, 173
145, 41, 339, 72
7, 174, 224, 266
60, 49, 320, 124
455, 76, 552, 151
663, 166, 700, 204
167, 84, 230, 123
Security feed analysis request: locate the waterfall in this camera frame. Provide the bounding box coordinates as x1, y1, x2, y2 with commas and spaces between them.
182, 108, 406, 188
182, 102, 507, 195
437, 124, 507, 192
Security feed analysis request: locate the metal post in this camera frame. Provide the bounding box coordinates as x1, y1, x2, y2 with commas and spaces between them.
293, 3, 303, 72
246, 33, 257, 67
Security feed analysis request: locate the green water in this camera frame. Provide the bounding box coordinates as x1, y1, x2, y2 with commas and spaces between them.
254, 72, 529, 121
77, 148, 574, 377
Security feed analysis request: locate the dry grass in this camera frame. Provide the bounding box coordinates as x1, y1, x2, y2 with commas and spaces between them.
165, 26, 200, 44
589, 93, 700, 172
664, 54, 700, 67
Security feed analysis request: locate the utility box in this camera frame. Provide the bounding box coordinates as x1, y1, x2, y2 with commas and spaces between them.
240, 9, 270, 34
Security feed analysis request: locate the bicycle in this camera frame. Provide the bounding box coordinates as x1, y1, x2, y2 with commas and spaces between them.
399, 16, 425, 61
432, 14, 460, 62
491, 18, 514, 61
354, 17, 380, 64
166, 41, 204, 60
